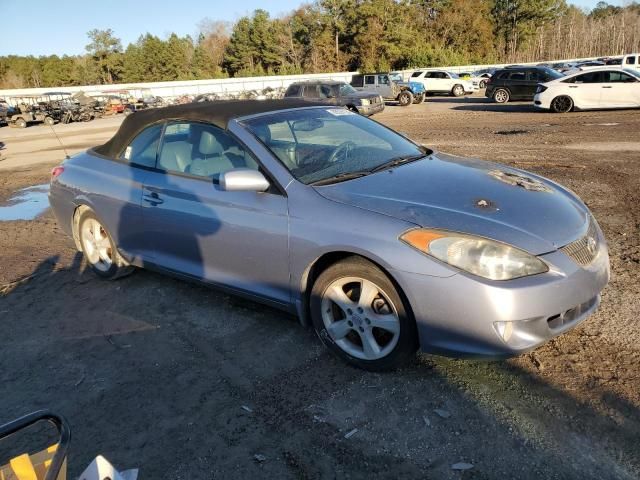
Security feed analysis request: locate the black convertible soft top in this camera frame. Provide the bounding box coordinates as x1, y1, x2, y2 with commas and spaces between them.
93, 98, 326, 158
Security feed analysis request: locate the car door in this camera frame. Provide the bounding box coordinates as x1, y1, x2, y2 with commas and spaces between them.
567, 71, 603, 108
318, 84, 339, 106
142, 121, 290, 304
376, 74, 393, 98
506, 71, 528, 99
363, 75, 377, 93
105, 123, 162, 262
599, 70, 640, 107
526, 70, 545, 98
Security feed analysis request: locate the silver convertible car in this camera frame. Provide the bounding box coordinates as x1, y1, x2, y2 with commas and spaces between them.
49, 100, 610, 370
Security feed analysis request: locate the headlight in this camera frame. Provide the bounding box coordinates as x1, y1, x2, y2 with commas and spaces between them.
360, 99, 370, 106
400, 229, 548, 280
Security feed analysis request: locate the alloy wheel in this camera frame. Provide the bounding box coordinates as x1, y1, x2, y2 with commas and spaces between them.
80, 218, 114, 272
320, 276, 401, 360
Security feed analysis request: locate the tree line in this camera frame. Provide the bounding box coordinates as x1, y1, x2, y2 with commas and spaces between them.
1, 0, 639, 89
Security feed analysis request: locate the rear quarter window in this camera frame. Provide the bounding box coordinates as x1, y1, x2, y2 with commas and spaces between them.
285, 84, 301, 97
120, 123, 163, 168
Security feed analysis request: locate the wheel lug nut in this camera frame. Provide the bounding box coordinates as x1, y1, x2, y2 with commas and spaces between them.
359, 327, 364, 332
347, 308, 352, 315
365, 318, 370, 325
357, 307, 363, 314
348, 320, 353, 327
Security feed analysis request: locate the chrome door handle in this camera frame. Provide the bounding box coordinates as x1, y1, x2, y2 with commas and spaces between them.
602, 86, 612, 88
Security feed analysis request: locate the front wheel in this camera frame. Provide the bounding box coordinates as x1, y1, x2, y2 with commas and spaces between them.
13, 118, 27, 128
310, 257, 418, 371
397, 90, 414, 106
412, 93, 425, 104
451, 84, 465, 97
493, 88, 510, 103
44, 116, 55, 126
550, 95, 574, 113
78, 210, 134, 280
479, 80, 486, 89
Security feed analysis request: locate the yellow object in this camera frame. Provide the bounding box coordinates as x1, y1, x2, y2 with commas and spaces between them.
0, 444, 65, 480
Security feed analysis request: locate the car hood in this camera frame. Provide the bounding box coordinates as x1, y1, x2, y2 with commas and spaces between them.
314, 153, 589, 255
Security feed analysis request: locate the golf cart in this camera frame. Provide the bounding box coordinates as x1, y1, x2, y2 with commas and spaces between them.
5, 95, 61, 128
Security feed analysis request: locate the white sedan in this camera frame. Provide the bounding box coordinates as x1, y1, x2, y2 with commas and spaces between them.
534, 67, 640, 113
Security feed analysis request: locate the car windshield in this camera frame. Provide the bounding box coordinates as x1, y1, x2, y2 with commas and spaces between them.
389, 73, 403, 82
449, 72, 460, 78
339, 83, 357, 95
623, 68, 640, 79
243, 108, 428, 185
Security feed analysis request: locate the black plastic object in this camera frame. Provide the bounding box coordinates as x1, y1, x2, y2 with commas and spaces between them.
0, 410, 71, 480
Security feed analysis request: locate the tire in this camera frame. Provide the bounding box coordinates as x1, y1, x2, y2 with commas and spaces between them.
451, 84, 465, 97
14, 117, 27, 128
78, 209, 134, 280
493, 88, 510, 103
412, 93, 425, 104
44, 116, 55, 126
550, 95, 574, 113
479, 80, 486, 89
123, 108, 133, 115
397, 90, 414, 107
310, 256, 418, 371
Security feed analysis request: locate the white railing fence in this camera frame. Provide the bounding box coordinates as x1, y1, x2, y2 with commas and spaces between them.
0, 55, 609, 103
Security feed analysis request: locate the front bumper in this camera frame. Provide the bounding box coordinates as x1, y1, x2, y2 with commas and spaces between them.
389, 238, 610, 359
356, 101, 385, 116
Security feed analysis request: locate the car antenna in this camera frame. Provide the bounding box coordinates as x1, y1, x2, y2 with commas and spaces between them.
47, 122, 71, 159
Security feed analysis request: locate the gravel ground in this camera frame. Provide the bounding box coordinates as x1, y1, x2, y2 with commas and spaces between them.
0, 97, 638, 479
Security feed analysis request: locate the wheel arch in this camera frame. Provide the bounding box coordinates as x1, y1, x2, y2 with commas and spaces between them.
297, 251, 415, 329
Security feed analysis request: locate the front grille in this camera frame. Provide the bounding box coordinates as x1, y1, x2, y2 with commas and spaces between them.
560, 219, 599, 266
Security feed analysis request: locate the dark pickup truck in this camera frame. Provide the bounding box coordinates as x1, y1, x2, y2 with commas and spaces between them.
284, 80, 384, 116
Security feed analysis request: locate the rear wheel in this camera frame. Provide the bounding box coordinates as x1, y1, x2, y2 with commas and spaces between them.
44, 116, 55, 126
78, 210, 133, 280
310, 257, 418, 371
13, 118, 27, 128
550, 95, 574, 113
493, 88, 510, 103
397, 90, 414, 106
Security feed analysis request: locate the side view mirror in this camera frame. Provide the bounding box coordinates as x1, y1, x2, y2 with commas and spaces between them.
220, 169, 270, 192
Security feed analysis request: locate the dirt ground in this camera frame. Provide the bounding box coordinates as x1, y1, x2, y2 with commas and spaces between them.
0, 97, 638, 479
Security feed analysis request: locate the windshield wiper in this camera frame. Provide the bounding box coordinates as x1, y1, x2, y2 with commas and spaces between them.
309, 171, 371, 186
370, 154, 427, 173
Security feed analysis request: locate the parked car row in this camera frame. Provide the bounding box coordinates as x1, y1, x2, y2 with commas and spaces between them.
483, 63, 640, 112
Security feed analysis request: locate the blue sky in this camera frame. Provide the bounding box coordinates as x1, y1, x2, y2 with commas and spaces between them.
0, 0, 623, 56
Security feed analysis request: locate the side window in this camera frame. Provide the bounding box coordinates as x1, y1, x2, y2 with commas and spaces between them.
527, 71, 540, 81
302, 86, 317, 99
574, 72, 602, 84
121, 123, 163, 168
158, 122, 258, 180
410, 71, 422, 78
318, 85, 333, 98
509, 72, 525, 81
606, 71, 636, 83
626, 56, 636, 65
351, 75, 364, 88
378, 74, 389, 85
286, 84, 301, 97
365, 76, 376, 85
